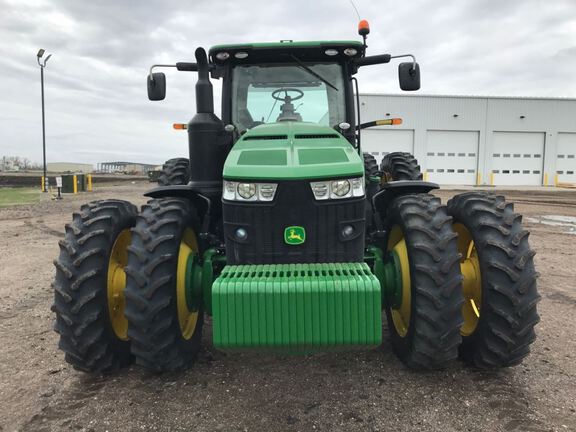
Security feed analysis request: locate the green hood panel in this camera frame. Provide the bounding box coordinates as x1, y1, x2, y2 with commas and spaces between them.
223, 123, 363, 180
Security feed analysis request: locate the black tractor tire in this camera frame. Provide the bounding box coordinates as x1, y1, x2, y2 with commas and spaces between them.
124, 198, 204, 371
363, 152, 380, 178
447, 192, 540, 368
52, 200, 138, 373
364, 153, 381, 223
158, 157, 190, 186
380, 152, 423, 181
384, 194, 463, 369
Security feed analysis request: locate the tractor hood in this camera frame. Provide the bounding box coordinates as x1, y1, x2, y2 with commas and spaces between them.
223, 123, 364, 180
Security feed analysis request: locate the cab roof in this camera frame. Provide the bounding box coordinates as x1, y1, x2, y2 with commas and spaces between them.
208, 40, 365, 65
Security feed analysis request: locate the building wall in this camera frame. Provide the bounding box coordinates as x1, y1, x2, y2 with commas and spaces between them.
359, 94, 576, 185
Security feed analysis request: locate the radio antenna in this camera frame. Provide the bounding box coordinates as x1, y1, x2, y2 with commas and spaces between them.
348, 0, 361, 20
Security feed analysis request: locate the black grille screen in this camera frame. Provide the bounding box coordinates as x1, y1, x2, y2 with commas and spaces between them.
223, 181, 365, 264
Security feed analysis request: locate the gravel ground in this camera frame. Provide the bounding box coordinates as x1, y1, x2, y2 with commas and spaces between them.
0, 182, 575, 432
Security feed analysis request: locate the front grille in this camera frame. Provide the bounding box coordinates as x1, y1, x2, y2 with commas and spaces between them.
223, 180, 365, 264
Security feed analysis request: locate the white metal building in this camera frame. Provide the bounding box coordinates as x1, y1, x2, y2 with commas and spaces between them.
359, 94, 576, 186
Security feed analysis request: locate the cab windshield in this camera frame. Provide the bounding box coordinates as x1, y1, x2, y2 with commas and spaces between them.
231, 63, 346, 132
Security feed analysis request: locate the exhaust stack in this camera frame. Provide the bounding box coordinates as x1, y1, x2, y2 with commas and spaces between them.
187, 47, 229, 197
194, 48, 214, 113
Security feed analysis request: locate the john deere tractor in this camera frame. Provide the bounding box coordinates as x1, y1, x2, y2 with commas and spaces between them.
52, 22, 539, 373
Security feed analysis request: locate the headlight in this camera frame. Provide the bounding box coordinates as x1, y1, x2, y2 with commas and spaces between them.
331, 180, 351, 197
311, 182, 329, 199
223, 181, 278, 202
237, 183, 256, 199
310, 177, 364, 200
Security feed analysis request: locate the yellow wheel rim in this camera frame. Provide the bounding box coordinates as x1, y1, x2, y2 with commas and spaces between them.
454, 223, 482, 336
176, 229, 200, 340
387, 226, 411, 337
107, 229, 131, 340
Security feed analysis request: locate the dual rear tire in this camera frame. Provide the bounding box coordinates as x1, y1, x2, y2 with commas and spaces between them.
383, 192, 540, 370
52, 200, 138, 373
447, 192, 540, 368
124, 198, 204, 371
383, 194, 463, 369
52, 198, 203, 373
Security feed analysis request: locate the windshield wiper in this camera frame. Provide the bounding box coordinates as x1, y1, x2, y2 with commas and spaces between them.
290, 55, 339, 91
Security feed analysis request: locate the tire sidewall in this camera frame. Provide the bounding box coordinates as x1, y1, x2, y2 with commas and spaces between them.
100, 211, 135, 357
384, 206, 417, 359
448, 193, 539, 365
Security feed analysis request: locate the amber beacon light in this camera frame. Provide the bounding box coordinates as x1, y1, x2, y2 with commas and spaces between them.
358, 19, 370, 36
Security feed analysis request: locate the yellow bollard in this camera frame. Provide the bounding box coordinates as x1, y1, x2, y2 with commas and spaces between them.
543, 173, 548, 186
41, 176, 45, 192
87, 174, 93, 192
476, 172, 482, 186
73, 175, 78, 194
489, 171, 494, 186
423, 172, 428, 181
554, 174, 559, 187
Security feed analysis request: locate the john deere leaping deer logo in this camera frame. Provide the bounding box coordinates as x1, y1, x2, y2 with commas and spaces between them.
284, 226, 306, 245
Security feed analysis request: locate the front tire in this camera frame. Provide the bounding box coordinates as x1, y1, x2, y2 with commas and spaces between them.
447, 192, 540, 368
124, 198, 203, 371
384, 194, 463, 369
52, 200, 138, 373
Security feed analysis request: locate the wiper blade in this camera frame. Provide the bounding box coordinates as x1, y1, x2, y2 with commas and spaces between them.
290, 55, 339, 92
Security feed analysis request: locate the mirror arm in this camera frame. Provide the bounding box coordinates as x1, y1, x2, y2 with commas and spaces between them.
390, 54, 417, 71
176, 62, 199, 72
149, 64, 177, 82
354, 54, 391, 67
148, 62, 212, 81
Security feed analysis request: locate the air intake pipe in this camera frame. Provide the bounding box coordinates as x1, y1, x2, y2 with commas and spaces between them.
187, 47, 228, 196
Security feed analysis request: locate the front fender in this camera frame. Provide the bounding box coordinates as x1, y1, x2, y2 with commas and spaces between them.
372, 181, 439, 217
144, 185, 210, 219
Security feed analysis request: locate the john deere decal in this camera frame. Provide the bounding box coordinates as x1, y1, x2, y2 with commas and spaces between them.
284, 226, 306, 245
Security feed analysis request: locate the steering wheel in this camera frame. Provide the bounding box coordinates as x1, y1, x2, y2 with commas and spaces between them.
272, 88, 304, 102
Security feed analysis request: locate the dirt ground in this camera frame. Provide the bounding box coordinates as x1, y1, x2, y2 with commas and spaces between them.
0, 182, 575, 432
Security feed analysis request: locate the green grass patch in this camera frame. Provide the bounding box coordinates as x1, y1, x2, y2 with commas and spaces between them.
0, 187, 41, 207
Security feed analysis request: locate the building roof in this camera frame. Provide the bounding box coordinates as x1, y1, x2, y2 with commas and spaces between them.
99, 161, 157, 166
360, 93, 576, 102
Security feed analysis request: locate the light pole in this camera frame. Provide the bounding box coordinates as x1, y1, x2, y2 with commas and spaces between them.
37, 49, 52, 192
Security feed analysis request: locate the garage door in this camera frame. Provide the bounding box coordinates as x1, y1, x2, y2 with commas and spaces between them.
556, 133, 576, 183
491, 132, 544, 186
361, 129, 414, 164
426, 130, 479, 185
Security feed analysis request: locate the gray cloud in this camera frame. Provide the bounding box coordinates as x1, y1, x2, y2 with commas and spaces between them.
1, 0, 575, 166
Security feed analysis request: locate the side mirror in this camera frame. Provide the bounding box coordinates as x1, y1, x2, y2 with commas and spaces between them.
147, 72, 166, 101
398, 62, 420, 91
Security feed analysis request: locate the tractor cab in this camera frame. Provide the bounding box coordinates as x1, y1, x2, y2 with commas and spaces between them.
208, 41, 362, 140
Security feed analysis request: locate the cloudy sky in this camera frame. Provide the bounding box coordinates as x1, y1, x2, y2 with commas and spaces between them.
1, 0, 575, 166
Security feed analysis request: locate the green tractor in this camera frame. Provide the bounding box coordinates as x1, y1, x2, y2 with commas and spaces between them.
52, 23, 539, 373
